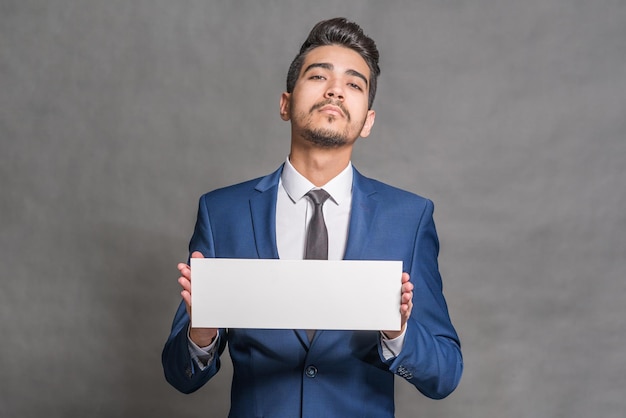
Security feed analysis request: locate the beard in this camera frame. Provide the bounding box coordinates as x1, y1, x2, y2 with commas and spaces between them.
301, 125, 351, 148
294, 99, 363, 149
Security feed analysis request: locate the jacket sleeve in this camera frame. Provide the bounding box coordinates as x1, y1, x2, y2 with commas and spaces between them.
382, 199, 463, 399
161, 195, 227, 393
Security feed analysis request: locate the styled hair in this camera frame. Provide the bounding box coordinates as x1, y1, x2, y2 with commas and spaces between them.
286, 17, 380, 109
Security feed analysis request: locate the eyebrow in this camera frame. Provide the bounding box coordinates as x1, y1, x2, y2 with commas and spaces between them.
303, 62, 369, 88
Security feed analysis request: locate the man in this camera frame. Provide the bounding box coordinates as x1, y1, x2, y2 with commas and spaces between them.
162, 17, 462, 417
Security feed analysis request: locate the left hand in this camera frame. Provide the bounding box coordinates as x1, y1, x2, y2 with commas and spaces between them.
382, 272, 413, 339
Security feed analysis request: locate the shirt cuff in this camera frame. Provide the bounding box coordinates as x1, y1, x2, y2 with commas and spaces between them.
380, 329, 406, 360
187, 327, 219, 370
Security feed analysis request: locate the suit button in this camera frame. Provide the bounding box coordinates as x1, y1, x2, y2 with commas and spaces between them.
305, 365, 318, 378
397, 366, 413, 380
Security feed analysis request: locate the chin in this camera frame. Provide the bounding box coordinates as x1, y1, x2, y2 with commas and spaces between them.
302, 127, 353, 148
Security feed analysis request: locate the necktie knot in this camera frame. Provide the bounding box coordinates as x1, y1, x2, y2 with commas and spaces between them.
306, 189, 330, 206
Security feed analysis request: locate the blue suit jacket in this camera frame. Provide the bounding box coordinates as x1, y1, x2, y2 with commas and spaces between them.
162, 165, 462, 418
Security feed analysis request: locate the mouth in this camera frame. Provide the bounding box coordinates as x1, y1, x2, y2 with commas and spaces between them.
318, 105, 345, 118
309, 100, 351, 121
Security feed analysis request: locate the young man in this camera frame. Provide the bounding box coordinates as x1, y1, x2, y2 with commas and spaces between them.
162, 17, 463, 417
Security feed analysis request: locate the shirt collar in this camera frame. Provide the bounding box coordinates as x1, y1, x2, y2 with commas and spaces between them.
281, 157, 353, 205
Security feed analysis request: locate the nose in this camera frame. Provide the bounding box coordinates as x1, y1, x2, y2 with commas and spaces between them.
324, 80, 344, 101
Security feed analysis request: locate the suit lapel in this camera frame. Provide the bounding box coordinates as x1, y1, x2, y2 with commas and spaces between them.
249, 166, 282, 260
344, 168, 379, 260
248, 166, 313, 348
294, 330, 311, 349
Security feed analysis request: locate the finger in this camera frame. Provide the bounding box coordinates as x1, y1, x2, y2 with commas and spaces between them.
181, 290, 192, 316
401, 284, 413, 296
401, 282, 413, 300
178, 276, 191, 293
181, 289, 191, 304
401, 293, 411, 305
401, 276, 412, 292
401, 300, 413, 316
177, 262, 189, 271
177, 266, 192, 282
404, 299, 414, 316
178, 250, 204, 272
181, 252, 204, 318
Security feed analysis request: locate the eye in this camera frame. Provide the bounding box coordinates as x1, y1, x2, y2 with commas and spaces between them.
348, 82, 363, 91
309, 75, 326, 80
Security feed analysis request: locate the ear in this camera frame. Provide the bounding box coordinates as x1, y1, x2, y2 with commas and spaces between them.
359, 109, 376, 138
279, 92, 291, 121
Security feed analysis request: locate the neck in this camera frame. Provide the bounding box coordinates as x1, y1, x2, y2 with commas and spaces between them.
289, 144, 352, 187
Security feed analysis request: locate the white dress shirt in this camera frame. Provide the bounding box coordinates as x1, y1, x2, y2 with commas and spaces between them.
276, 157, 352, 260
188, 158, 405, 366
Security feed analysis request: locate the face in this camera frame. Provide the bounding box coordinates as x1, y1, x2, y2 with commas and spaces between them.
280, 45, 376, 148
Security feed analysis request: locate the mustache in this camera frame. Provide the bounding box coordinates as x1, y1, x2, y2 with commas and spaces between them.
309, 99, 350, 121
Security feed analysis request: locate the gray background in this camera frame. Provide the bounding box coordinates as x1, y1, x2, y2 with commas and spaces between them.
1, 1, 625, 417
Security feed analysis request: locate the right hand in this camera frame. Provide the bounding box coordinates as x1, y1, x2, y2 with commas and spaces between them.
177, 251, 218, 346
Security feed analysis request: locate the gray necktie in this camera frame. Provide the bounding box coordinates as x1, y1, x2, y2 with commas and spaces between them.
305, 189, 331, 260
304, 189, 330, 341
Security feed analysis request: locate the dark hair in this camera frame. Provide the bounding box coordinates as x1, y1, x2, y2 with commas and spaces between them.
286, 17, 380, 109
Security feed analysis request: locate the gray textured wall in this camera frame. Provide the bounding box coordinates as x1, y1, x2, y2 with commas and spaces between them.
2, 1, 625, 417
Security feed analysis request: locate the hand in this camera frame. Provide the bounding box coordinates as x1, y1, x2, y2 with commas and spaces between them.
382, 272, 413, 339
177, 251, 218, 346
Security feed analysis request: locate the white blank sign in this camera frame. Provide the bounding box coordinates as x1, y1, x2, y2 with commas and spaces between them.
191, 258, 402, 331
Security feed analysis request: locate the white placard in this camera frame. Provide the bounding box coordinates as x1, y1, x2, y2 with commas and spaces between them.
191, 258, 402, 331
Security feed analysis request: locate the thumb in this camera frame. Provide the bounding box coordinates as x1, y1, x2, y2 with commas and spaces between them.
191, 251, 205, 259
